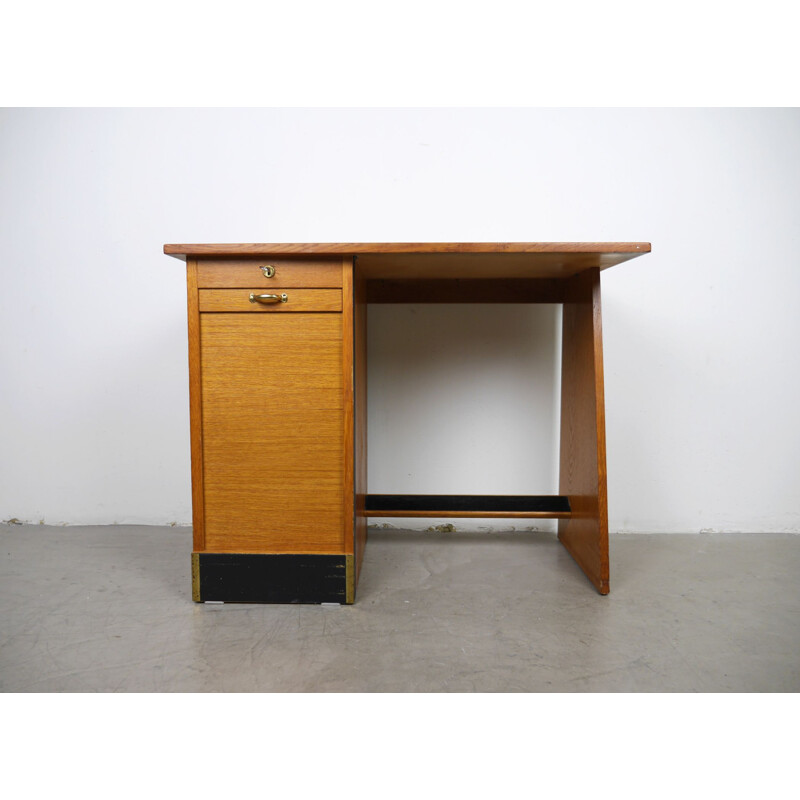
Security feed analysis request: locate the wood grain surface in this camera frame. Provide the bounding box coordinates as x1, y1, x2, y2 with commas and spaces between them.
366, 278, 566, 303
341, 258, 357, 600
558, 268, 609, 594
186, 260, 205, 551
353, 260, 368, 586
197, 258, 343, 288
198, 289, 342, 312
356, 251, 647, 280
200, 313, 345, 553
166, 242, 650, 256
341, 258, 355, 558
173, 242, 649, 598
167, 244, 650, 279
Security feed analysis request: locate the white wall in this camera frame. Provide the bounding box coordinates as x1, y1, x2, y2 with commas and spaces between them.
1, 108, 798, 532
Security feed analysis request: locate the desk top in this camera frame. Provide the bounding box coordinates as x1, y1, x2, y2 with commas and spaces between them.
165, 242, 649, 257
165, 242, 650, 279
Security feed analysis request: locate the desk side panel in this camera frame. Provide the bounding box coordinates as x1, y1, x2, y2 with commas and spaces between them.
558, 268, 610, 594
353, 259, 368, 587
186, 259, 205, 551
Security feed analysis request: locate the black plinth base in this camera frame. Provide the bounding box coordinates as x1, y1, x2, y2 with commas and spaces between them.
192, 553, 351, 604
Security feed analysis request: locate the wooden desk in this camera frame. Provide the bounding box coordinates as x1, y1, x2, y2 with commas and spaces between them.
166, 242, 651, 601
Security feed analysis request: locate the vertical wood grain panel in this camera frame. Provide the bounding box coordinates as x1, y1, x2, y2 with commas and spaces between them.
353, 259, 368, 585
198, 288, 341, 312
196, 258, 343, 288
342, 257, 357, 602
200, 314, 344, 553
342, 259, 355, 557
186, 259, 205, 551
558, 268, 609, 594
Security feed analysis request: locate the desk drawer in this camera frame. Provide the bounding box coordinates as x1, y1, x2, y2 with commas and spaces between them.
199, 288, 342, 312
197, 258, 343, 288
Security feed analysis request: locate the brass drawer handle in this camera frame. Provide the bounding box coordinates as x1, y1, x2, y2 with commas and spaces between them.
260, 265, 276, 278
249, 293, 288, 304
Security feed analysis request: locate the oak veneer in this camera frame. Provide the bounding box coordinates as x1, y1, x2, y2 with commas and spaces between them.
200, 313, 344, 553
558, 269, 609, 594
367, 278, 566, 303
166, 242, 649, 257
198, 288, 342, 313
171, 242, 650, 602
355, 252, 646, 280
197, 257, 342, 288
186, 259, 205, 552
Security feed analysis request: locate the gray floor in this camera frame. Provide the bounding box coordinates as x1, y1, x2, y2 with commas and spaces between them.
1, 523, 798, 692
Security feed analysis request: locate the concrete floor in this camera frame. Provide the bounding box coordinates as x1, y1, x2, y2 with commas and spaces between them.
1, 523, 798, 692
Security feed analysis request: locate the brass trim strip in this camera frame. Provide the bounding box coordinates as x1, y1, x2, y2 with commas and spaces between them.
191, 553, 201, 602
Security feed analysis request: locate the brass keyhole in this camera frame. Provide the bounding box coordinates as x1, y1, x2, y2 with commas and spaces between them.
260, 265, 276, 278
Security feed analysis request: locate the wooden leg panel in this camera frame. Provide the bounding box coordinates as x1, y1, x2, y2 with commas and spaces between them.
558, 269, 610, 594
